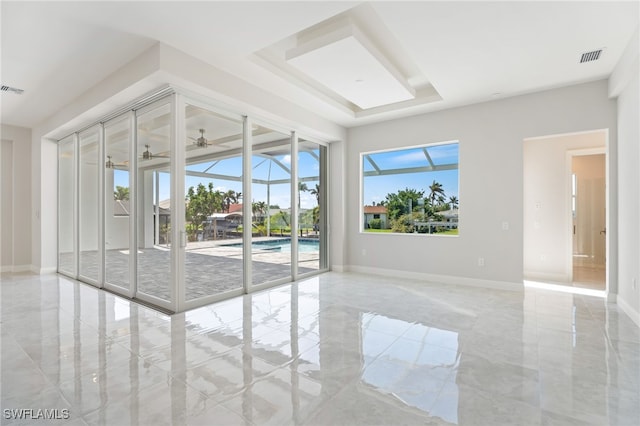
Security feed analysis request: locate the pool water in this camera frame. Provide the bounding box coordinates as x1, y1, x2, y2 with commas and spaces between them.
225, 239, 319, 253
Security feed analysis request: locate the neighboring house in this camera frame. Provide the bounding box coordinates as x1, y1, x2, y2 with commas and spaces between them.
227, 203, 243, 214
364, 205, 388, 229
439, 208, 459, 226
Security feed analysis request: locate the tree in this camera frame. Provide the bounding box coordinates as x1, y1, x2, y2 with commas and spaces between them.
114, 185, 129, 201
185, 183, 223, 234
384, 187, 425, 221
448, 196, 459, 209
256, 201, 267, 221
309, 184, 321, 205
428, 180, 446, 206
251, 200, 267, 222
298, 182, 309, 208
222, 189, 238, 213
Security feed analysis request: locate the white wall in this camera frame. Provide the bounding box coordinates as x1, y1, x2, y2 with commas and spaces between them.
1, 139, 13, 270
0, 124, 32, 271
346, 80, 617, 289
523, 132, 605, 283
329, 139, 346, 270
612, 28, 640, 325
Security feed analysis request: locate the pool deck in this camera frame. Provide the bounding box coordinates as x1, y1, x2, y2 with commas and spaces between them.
62, 236, 320, 304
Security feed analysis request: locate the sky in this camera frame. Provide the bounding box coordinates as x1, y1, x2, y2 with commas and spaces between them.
364, 170, 459, 206
114, 144, 458, 209
363, 143, 459, 206
113, 151, 320, 209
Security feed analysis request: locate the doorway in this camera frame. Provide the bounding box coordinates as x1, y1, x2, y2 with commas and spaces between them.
523, 130, 608, 293
570, 151, 606, 290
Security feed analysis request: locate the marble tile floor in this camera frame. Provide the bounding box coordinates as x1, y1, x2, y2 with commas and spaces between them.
572, 265, 606, 291
1, 271, 639, 425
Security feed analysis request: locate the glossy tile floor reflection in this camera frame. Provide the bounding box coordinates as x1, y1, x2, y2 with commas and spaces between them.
1, 271, 639, 425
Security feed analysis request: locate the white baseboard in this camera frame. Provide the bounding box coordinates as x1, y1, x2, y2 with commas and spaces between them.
12, 264, 33, 273
1, 264, 34, 273
331, 265, 346, 273
523, 270, 570, 284
346, 265, 523, 292
617, 296, 640, 328
30, 265, 57, 274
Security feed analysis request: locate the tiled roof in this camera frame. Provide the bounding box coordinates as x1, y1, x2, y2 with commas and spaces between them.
364, 205, 387, 214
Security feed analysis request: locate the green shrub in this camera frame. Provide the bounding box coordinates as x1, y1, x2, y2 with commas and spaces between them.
369, 218, 382, 229
391, 214, 414, 233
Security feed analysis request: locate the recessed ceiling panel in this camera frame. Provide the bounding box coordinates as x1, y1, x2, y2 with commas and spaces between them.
286, 34, 415, 110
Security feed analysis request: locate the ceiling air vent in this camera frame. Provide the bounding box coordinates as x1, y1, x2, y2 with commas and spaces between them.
1, 85, 24, 94
580, 49, 603, 63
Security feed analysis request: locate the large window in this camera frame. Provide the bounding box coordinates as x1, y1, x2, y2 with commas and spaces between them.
362, 142, 459, 235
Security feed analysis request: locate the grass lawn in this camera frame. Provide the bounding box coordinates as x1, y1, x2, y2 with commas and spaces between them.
438, 229, 459, 235
363, 228, 458, 235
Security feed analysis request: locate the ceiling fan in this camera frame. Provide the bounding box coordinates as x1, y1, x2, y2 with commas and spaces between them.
105, 155, 128, 170
189, 128, 213, 149
140, 144, 169, 161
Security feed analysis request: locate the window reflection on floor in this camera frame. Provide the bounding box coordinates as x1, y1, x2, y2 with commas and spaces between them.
361, 313, 460, 423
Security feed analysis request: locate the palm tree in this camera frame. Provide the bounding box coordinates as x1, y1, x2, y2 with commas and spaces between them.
114, 185, 129, 201
251, 201, 259, 221
309, 184, 321, 206
298, 182, 309, 209
251, 200, 267, 222
256, 201, 267, 220
448, 196, 459, 209
428, 180, 445, 206
223, 190, 238, 213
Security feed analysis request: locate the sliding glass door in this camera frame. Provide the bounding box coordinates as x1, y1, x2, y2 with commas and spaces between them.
78, 127, 100, 284
298, 140, 327, 274
136, 100, 173, 308
183, 102, 244, 306
250, 126, 292, 287
58, 89, 330, 313
103, 114, 133, 296
58, 135, 76, 276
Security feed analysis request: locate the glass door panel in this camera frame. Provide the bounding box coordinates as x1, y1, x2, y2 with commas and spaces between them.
136, 102, 172, 304
298, 140, 327, 273
78, 127, 100, 283
251, 127, 292, 286
104, 116, 131, 293
58, 135, 76, 276
184, 104, 244, 302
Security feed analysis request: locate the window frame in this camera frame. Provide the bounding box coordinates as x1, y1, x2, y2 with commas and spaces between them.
360, 140, 460, 236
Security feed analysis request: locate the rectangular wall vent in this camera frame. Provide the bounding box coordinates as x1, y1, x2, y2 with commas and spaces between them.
580, 49, 603, 63
1, 85, 24, 94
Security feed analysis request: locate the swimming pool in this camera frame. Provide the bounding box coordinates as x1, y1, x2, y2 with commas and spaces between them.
225, 238, 319, 253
